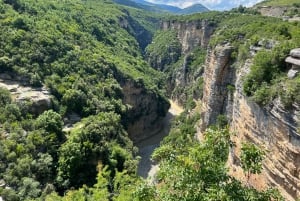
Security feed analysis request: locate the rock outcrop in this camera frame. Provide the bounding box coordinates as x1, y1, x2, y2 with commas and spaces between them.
257, 6, 300, 22
201, 44, 234, 129
200, 44, 300, 200
286, 48, 300, 79
161, 20, 215, 54
0, 73, 52, 115
230, 60, 300, 200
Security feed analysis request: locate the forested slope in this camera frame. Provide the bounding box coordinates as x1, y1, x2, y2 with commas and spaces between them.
0, 0, 168, 199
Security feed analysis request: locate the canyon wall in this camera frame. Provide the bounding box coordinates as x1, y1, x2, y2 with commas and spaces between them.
200, 44, 235, 129
200, 44, 300, 200
161, 20, 214, 54
121, 79, 170, 143
160, 20, 215, 105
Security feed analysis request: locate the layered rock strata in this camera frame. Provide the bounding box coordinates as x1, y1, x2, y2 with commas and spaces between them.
201, 44, 235, 129
160, 20, 215, 105
200, 44, 300, 200
161, 20, 215, 54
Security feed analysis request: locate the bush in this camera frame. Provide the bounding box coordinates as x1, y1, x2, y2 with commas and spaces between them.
0, 87, 11, 106
36, 110, 63, 134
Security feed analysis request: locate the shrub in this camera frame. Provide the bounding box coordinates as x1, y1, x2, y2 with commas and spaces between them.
0, 87, 11, 106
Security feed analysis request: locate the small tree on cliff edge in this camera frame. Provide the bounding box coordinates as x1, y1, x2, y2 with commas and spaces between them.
241, 142, 265, 185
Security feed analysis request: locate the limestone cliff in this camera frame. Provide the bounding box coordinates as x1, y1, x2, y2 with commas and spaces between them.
158, 20, 215, 106
161, 20, 214, 54
200, 44, 300, 200
200, 44, 234, 129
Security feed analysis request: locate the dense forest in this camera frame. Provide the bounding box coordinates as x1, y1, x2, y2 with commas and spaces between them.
0, 0, 299, 200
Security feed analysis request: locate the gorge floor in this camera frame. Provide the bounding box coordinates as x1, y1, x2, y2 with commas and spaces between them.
136, 100, 183, 180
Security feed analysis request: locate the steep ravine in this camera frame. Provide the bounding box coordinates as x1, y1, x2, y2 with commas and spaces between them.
136, 100, 183, 179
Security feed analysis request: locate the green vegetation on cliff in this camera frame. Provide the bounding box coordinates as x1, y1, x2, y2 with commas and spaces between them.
206, 12, 300, 106
148, 112, 282, 200
145, 30, 181, 70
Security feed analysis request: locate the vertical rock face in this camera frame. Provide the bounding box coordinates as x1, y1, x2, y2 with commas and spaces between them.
201, 44, 234, 129
200, 45, 300, 200
159, 20, 215, 105
230, 61, 300, 200
161, 20, 215, 54
121, 79, 170, 143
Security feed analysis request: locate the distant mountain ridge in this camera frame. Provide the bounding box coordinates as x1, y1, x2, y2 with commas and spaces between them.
178, 4, 210, 14
113, 0, 209, 14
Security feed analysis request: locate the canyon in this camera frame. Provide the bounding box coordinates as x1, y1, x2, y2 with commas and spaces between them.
1, 1, 299, 199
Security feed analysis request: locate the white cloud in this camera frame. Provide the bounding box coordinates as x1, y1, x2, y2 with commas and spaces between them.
145, 0, 263, 10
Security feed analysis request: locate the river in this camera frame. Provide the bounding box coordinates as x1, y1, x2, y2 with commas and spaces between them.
136, 100, 183, 180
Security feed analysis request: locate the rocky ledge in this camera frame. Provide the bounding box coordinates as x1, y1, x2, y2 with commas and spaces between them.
0, 73, 52, 115
286, 48, 300, 79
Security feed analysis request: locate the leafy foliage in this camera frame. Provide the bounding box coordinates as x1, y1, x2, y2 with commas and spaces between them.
149, 113, 282, 201
0, 0, 168, 200
241, 142, 265, 182
0, 87, 11, 106
56, 112, 138, 191
145, 30, 181, 70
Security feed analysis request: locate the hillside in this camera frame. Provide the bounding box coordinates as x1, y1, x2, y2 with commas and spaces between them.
255, 0, 300, 19
257, 0, 300, 6
0, 0, 169, 199
178, 4, 210, 14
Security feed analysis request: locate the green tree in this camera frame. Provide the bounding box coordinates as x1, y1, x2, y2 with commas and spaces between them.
0, 87, 11, 106
57, 112, 136, 190
241, 142, 265, 183
62, 89, 87, 114
36, 110, 63, 134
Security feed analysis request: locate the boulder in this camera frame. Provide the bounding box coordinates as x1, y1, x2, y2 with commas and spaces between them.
15, 88, 52, 115
285, 56, 300, 68
290, 48, 300, 59
287, 69, 298, 79
257, 39, 278, 49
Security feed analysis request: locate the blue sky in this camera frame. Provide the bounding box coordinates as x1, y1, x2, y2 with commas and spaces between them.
145, 0, 264, 10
